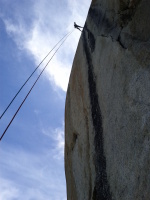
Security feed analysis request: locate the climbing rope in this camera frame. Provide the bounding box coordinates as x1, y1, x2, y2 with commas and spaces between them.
0, 30, 73, 120
0, 30, 74, 141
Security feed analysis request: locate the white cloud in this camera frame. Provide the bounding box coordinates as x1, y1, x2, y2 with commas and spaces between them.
42, 124, 65, 159
52, 127, 65, 159
1, 0, 91, 91
0, 1, 91, 199
0, 178, 19, 200
0, 144, 66, 200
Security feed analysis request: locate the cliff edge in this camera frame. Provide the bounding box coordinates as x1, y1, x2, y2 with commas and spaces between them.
65, 0, 150, 199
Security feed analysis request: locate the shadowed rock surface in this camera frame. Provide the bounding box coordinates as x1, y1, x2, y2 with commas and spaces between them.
65, 0, 150, 199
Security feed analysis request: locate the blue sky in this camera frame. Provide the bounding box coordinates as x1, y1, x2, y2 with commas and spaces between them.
0, 0, 91, 199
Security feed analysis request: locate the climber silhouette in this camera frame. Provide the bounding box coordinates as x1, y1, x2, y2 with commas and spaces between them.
74, 22, 83, 32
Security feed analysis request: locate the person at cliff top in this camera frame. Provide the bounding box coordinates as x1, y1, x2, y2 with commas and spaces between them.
74, 22, 83, 31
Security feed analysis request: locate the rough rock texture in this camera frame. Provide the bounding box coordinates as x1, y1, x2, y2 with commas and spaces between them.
65, 0, 150, 199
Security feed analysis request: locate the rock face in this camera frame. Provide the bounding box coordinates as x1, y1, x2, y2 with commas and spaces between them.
65, 0, 150, 199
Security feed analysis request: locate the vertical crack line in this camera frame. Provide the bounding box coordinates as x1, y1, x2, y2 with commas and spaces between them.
82, 28, 112, 200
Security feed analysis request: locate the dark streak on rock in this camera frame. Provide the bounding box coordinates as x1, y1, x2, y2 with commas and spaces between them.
71, 132, 78, 151
100, 33, 127, 49
117, 35, 127, 49
89, 6, 121, 41
88, 4, 142, 50
82, 26, 112, 200
88, 5, 105, 27
73, 132, 78, 143
88, 30, 95, 53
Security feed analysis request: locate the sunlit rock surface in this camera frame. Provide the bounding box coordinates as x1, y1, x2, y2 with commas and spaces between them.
65, 0, 150, 199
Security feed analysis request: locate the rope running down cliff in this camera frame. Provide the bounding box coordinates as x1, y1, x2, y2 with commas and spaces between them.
0, 30, 73, 120
0, 30, 74, 141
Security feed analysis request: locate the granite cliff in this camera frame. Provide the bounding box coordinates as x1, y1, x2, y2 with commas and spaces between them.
65, 0, 150, 199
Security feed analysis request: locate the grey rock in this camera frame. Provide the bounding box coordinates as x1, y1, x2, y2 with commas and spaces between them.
65, 0, 150, 199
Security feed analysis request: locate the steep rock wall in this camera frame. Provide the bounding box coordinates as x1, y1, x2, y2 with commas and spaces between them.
65, 0, 150, 199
